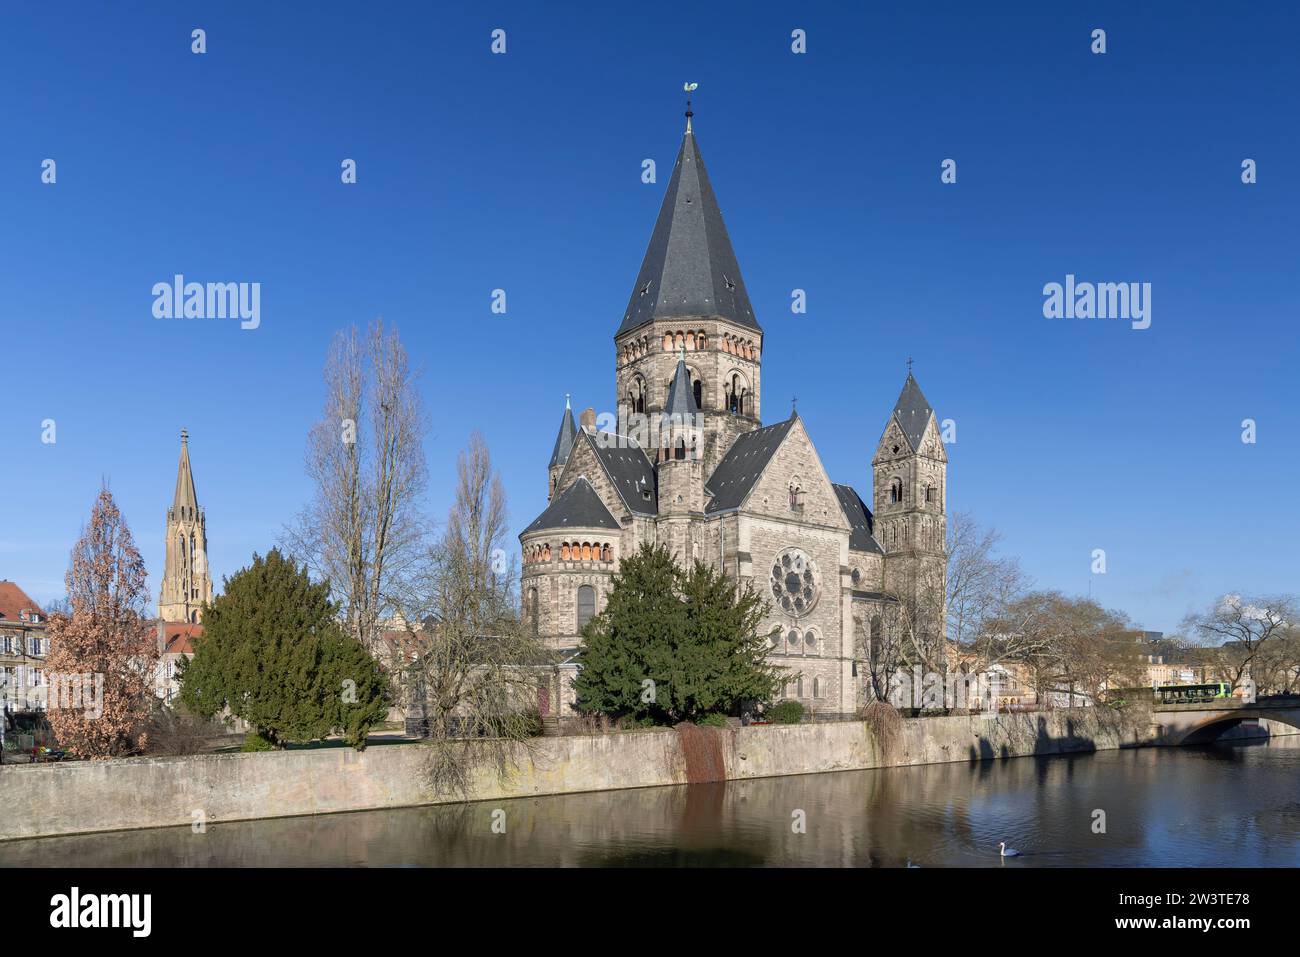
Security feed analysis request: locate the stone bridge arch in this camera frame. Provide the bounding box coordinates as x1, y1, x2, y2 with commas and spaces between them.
1169, 708, 1300, 746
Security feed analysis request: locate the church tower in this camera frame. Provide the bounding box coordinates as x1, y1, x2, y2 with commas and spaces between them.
159, 430, 213, 623
614, 102, 762, 475
656, 355, 705, 566
873, 371, 947, 640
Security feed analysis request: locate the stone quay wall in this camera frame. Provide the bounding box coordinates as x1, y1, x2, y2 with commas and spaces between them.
0, 704, 1281, 842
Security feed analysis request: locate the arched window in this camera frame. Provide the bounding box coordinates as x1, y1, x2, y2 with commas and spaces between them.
693, 378, 703, 409
805, 630, 818, 653
889, 477, 903, 504
601, 543, 611, 561
813, 677, 822, 699
629, 375, 646, 414
581, 542, 592, 561
577, 585, 596, 631
796, 677, 804, 698
674, 438, 686, 460
787, 629, 799, 652
788, 483, 802, 509
542, 544, 551, 561
561, 543, 571, 561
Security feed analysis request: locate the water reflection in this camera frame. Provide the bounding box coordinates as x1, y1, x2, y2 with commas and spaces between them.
4, 738, 1298, 868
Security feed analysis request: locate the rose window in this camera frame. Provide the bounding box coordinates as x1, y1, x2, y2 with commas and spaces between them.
769, 548, 818, 617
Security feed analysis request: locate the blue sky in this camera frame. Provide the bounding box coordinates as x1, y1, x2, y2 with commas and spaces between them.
2, 1, 1297, 633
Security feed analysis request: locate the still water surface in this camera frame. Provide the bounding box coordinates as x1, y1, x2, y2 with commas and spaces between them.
4, 738, 1299, 867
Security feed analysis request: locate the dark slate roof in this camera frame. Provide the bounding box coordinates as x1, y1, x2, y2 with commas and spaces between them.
587, 431, 658, 515
832, 484, 883, 554
704, 417, 796, 513
617, 128, 759, 335
523, 477, 619, 534
663, 358, 699, 417
892, 373, 934, 451
548, 402, 579, 470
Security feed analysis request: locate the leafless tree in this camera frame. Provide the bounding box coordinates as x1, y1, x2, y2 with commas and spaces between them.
1184, 594, 1296, 694
284, 319, 429, 675
946, 512, 1028, 651
393, 433, 545, 797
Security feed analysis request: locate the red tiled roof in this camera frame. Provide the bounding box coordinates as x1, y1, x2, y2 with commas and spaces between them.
0, 581, 45, 623
161, 622, 203, 655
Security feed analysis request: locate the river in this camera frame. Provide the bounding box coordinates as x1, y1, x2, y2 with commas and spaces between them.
3, 737, 1298, 867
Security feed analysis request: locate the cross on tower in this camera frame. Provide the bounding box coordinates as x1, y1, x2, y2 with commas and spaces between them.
906, 357, 914, 375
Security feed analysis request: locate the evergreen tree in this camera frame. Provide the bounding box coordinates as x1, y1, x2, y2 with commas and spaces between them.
179, 549, 388, 748
574, 544, 781, 723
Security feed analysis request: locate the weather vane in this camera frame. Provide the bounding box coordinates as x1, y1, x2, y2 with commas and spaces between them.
683, 82, 698, 131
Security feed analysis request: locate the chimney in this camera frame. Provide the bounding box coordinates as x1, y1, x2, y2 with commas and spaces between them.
580, 407, 597, 433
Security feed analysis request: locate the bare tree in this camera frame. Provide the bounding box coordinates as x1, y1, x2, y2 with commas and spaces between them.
946, 513, 1028, 651
394, 433, 545, 797
44, 488, 159, 759
1185, 594, 1296, 694
986, 592, 1138, 706
284, 319, 429, 673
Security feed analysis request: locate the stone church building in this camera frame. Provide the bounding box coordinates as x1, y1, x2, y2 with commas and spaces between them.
520, 109, 947, 719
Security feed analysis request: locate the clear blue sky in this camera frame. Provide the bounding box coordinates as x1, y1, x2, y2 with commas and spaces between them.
3, 1, 1297, 634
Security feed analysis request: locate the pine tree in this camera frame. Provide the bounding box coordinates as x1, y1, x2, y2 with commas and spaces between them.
44, 488, 158, 759
179, 549, 388, 748
574, 544, 781, 723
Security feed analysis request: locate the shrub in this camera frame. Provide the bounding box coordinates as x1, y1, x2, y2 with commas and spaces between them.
520, 710, 545, 737
697, 713, 729, 728
240, 731, 276, 752
767, 700, 804, 724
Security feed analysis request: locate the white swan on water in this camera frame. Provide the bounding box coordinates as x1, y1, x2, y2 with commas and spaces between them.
998, 842, 1020, 858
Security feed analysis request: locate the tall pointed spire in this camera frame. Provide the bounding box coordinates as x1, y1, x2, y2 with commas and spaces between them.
160, 429, 212, 623
618, 112, 758, 335
548, 398, 579, 470
173, 429, 198, 512
892, 372, 935, 451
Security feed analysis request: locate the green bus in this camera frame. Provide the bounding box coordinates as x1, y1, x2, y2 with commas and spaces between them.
1156, 682, 1231, 705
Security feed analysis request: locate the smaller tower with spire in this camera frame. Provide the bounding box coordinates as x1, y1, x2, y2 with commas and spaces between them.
872, 370, 947, 622
547, 396, 578, 500
159, 430, 213, 623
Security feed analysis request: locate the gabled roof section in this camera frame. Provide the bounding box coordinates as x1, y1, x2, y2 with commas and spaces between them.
832, 484, 883, 554
548, 400, 578, 470
173, 431, 199, 511
892, 373, 935, 451
0, 581, 44, 623
618, 126, 759, 335
586, 431, 658, 515
523, 477, 620, 534
663, 357, 699, 417
704, 417, 796, 513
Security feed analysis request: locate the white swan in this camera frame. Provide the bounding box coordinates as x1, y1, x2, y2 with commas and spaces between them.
998, 842, 1020, 857
906, 858, 921, 868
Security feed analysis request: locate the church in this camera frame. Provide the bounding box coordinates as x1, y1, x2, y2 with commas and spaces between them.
520, 105, 949, 719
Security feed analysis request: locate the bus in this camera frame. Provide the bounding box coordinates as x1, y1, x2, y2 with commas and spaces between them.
1155, 682, 1231, 705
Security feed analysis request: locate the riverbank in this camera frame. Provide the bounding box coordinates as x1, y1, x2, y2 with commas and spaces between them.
1, 706, 1164, 842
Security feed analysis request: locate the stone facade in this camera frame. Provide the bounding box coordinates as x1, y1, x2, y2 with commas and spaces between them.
520, 114, 947, 719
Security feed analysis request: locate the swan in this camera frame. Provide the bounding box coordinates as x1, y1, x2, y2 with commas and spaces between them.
998, 842, 1020, 857
906, 858, 921, 868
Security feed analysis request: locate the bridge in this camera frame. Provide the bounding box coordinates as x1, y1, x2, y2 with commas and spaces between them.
1150, 695, 1300, 745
